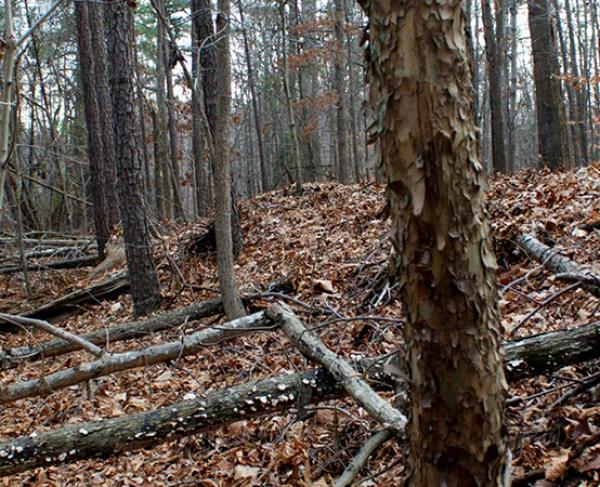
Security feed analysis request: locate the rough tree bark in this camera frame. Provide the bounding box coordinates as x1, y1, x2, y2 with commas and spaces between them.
481, 0, 509, 172
528, 0, 572, 169
105, 0, 160, 315
360, 0, 510, 484
75, 0, 110, 259
212, 0, 246, 319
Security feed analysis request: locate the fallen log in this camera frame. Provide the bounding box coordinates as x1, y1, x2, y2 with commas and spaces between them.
0, 237, 93, 247
1, 317, 600, 475
0, 364, 355, 476
518, 234, 600, 298
0, 312, 272, 404
269, 302, 407, 434
0, 272, 129, 332
0, 255, 100, 275
0, 297, 224, 369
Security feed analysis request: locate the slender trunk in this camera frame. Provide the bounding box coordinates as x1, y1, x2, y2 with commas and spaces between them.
334, 0, 352, 184
213, 0, 246, 319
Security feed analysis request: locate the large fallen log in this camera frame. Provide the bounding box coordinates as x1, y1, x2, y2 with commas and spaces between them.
0, 273, 129, 332
0, 296, 223, 369
0, 255, 100, 275
1, 318, 600, 475
0, 237, 93, 247
0, 312, 271, 404
518, 234, 600, 298
0, 364, 353, 476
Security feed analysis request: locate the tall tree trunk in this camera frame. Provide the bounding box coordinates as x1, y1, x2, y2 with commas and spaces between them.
88, 2, 119, 228
481, 0, 509, 172
528, 0, 572, 169
360, 0, 510, 484
155, 1, 172, 220
333, 0, 352, 184
238, 0, 269, 193
75, 1, 110, 259
509, 0, 518, 170
106, 0, 160, 316
213, 0, 246, 320
564, 0, 589, 164
279, 1, 303, 194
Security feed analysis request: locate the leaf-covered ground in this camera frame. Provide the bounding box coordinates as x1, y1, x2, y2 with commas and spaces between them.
1, 165, 599, 485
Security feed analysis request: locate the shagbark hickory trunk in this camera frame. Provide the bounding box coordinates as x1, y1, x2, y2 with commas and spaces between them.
106, 0, 160, 316
360, 0, 510, 484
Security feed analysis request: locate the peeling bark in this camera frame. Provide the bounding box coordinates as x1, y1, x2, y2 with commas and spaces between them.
359, 0, 509, 483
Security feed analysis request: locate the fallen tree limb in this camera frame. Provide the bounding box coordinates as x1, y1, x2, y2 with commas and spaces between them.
0, 314, 103, 359
0, 312, 272, 404
518, 234, 600, 298
0, 272, 130, 331
0, 297, 224, 369
268, 302, 407, 434
0, 363, 353, 476
502, 319, 600, 381
0, 255, 100, 275
1, 317, 600, 475
335, 429, 393, 487
0, 237, 93, 247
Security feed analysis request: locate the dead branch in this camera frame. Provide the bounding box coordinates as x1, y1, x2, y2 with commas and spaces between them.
1, 315, 600, 475
268, 302, 407, 434
518, 234, 600, 298
0, 296, 223, 369
0, 255, 100, 274
0, 314, 103, 358
0, 364, 351, 476
335, 429, 393, 487
0, 272, 129, 331
0, 312, 273, 404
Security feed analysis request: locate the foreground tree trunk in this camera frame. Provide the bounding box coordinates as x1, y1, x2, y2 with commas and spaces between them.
106, 0, 160, 315
213, 0, 245, 319
360, 0, 510, 484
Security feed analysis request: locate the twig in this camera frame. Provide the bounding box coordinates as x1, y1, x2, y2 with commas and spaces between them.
509, 282, 582, 336
0, 313, 103, 358
550, 371, 600, 409
335, 429, 393, 487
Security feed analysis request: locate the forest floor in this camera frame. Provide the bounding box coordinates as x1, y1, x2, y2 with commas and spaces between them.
1, 164, 600, 486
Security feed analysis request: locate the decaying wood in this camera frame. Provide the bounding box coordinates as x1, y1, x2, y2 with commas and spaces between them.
0, 272, 129, 331
268, 302, 407, 434
0, 312, 272, 404
335, 429, 393, 487
0, 315, 600, 475
518, 234, 600, 298
0, 237, 93, 247
0, 255, 100, 275
0, 364, 350, 476
0, 296, 224, 369
502, 319, 600, 381
0, 314, 103, 358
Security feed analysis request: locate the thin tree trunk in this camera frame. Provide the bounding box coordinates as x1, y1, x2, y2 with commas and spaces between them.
213, 0, 246, 319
